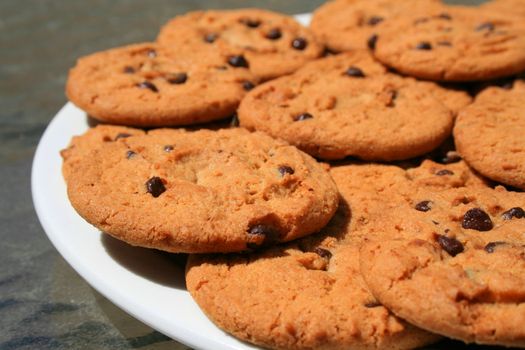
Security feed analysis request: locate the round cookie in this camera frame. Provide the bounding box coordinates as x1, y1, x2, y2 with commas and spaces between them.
187, 164, 449, 350
61, 125, 339, 253
156, 9, 324, 81
372, 6, 525, 81
66, 43, 257, 126
310, 0, 441, 52
454, 80, 525, 190
238, 51, 460, 161
360, 186, 525, 347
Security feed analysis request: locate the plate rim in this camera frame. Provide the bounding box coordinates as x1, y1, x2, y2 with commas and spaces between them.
31, 12, 312, 350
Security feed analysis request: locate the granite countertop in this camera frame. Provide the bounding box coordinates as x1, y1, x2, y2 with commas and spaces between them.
0, 1, 489, 349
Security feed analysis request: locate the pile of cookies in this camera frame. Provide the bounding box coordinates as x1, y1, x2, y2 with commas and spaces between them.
61, 0, 525, 349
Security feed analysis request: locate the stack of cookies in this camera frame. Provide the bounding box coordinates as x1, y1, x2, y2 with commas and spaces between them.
62, 1, 525, 349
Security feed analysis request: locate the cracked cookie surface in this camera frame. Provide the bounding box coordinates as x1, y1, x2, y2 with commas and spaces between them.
66, 43, 257, 126
238, 51, 469, 161
454, 80, 525, 190
360, 185, 525, 347
157, 9, 323, 81
61, 125, 338, 253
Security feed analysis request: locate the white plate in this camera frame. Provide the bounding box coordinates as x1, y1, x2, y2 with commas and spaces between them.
32, 14, 311, 350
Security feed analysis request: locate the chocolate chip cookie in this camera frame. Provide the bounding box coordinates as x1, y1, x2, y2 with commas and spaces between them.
238, 51, 468, 161
454, 80, 525, 190
187, 164, 451, 350
310, 0, 441, 52
61, 125, 339, 253
156, 9, 324, 81
360, 186, 525, 347
66, 43, 257, 126
372, 6, 525, 81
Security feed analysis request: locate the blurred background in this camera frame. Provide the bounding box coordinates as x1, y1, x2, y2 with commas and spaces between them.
0, 1, 487, 349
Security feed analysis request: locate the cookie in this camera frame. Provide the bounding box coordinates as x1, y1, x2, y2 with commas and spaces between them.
186, 164, 449, 350
372, 6, 525, 81
238, 51, 464, 161
156, 9, 324, 81
61, 125, 339, 253
185, 159, 488, 350
60, 125, 143, 179
360, 185, 525, 347
66, 43, 257, 126
454, 80, 525, 190
310, 0, 441, 52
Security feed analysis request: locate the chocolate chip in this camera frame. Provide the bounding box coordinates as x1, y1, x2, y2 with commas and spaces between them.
278, 165, 295, 176
436, 169, 454, 176
294, 113, 313, 121
123, 66, 135, 74
145, 176, 166, 198
167, 72, 187, 84
502, 207, 525, 220
364, 301, 382, 308
228, 55, 249, 68
291, 37, 308, 50
441, 151, 462, 164
415, 200, 433, 212
266, 28, 282, 40
367, 34, 378, 50
246, 224, 278, 249
242, 81, 255, 91
484, 241, 506, 253
416, 42, 432, 50
368, 16, 384, 26
346, 66, 365, 78
230, 114, 239, 127
437, 13, 452, 20
476, 22, 495, 32
240, 18, 260, 28
462, 208, 493, 231
125, 150, 136, 159
164, 145, 174, 152
437, 41, 452, 46
436, 235, 464, 257
323, 48, 337, 57
313, 247, 332, 259
114, 133, 131, 140
204, 33, 218, 43
137, 81, 158, 93
147, 49, 157, 58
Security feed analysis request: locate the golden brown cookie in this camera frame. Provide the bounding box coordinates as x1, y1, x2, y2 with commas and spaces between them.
186, 159, 487, 350
238, 51, 466, 161
372, 6, 525, 81
156, 9, 323, 81
61, 125, 339, 253
66, 43, 257, 126
360, 185, 525, 347
310, 0, 441, 52
454, 80, 525, 190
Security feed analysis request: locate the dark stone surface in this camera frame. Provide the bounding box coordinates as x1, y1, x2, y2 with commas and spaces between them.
0, 0, 493, 349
